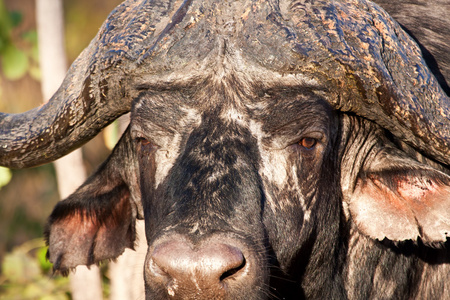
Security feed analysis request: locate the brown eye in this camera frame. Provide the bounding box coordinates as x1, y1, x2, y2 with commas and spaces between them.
299, 137, 317, 150
139, 138, 151, 146
136, 137, 153, 150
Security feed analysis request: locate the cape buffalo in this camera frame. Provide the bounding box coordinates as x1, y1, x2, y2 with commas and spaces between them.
0, 0, 449, 299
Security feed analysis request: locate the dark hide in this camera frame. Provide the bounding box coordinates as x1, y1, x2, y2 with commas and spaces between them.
45, 82, 450, 299
6, 0, 450, 299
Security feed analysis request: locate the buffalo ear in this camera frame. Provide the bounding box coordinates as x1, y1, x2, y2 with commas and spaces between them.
45, 131, 139, 275
347, 146, 450, 244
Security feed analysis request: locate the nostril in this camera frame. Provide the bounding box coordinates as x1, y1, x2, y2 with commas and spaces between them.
220, 256, 246, 281
149, 240, 247, 292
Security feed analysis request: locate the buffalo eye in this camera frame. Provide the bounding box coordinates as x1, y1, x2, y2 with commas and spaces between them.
136, 137, 151, 146
299, 137, 317, 150
135, 137, 155, 152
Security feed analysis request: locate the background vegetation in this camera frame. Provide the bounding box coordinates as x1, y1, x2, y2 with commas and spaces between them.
0, 0, 123, 298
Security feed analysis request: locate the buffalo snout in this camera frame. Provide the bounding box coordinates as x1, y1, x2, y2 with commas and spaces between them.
146, 234, 265, 299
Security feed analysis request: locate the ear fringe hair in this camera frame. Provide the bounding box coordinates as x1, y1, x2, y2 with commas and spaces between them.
378, 237, 450, 264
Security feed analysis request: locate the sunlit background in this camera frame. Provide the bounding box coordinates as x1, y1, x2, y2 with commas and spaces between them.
0, 0, 124, 298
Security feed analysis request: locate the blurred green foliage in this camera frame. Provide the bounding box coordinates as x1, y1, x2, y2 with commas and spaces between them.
0, 0, 39, 81
0, 0, 123, 298
0, 238, 113, 299
0, 167, 11, 189
0, 239, 70, 300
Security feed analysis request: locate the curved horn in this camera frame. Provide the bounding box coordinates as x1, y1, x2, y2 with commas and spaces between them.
281, 0, 449, 165
0, 2, 137, 168
0, 0, 195, 168
0, 55, 130, 168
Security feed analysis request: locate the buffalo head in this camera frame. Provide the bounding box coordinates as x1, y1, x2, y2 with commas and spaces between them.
1, 0, 449, 299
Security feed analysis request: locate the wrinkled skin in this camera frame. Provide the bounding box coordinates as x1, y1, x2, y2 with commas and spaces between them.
374, 0, 450, 95
1, 0, 449, 299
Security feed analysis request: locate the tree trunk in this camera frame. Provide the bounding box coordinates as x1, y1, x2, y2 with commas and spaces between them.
109, 220, 146, 300
36, 0, 103, 299
107, 114, 146, 300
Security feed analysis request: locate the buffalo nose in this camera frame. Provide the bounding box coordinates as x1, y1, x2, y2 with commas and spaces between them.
149, 240, 246, 297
